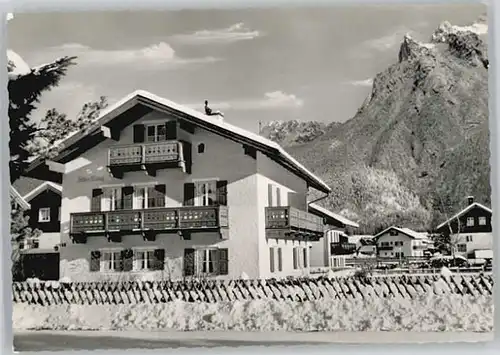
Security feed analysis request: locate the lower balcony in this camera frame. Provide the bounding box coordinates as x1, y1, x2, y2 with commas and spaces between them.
378, 246, 393, 251
265, 206, 324, 241
331, 242, 357, 255
70, 206, 229, 243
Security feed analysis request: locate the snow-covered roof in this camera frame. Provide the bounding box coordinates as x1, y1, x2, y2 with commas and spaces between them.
436, 202, 492, 230
26, 90, 331, 193
374, 226, 429, 240
23, 181, 62, 202
308, 203, 359, 228
10, 186, 30, 210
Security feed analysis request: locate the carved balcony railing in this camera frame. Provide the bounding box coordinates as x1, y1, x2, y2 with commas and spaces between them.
265, 206, 324, 240
107, 140, 192, 178
331, 242, 357, 255
70, 206, 229, 242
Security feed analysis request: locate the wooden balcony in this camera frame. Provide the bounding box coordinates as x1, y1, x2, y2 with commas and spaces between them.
265, 206, 324, 240
107, 140, 192, 178
331, 242, 357, 255
70, 206, 229, 243
378, 246, 393, 251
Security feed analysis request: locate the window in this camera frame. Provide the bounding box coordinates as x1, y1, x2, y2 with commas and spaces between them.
466, 235, 473, 243
197, 143, 205, 154
293, 248, 298, 269
102, 187, 122, 211
479, 216, 487, 226
277, 248, 283, 272
466, 217, 475, 227
38, 208, 51, 222
194, 181, 217, 206
457, 244, 467, 253
389, 230, 398, 236
303, 248, 308, 268
101, 251, 123, 271
198, 249, 218, 275
134, 250, 156, 271
132, 185, 165, 209
146, 124, 166, 143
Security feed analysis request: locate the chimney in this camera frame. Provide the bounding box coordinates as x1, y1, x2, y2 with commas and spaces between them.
467, 196, 474, 206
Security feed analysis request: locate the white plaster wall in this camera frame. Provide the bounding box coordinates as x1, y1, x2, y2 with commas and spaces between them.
255, 151, 310, 278
309, 228, 343, 268
60, 110, 261, 281
451, 232, 493, 256
38, 232, 60, 250
265, 238, 312, 279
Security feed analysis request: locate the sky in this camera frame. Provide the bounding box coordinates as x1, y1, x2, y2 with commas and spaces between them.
7, 3, 486, 133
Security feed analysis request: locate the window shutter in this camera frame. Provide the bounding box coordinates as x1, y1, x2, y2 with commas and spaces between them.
269, 247, 275, 273
278, 248, 283, 271
91, 189, 103, 212
122, 186, 134, 210
153, 249, 165, 271
154, 184, 166, 207
218, 248, 229, 275
183, 183, 195, 206
276, 187, 281, 207
122, 249, 133, 271
133, 124, 145, 143
165, 121, 177, 140
183, 248, 195, 276
268, 184, 273, 207
303, 247, 308, 268
90, 251, 101, 272
293, 248, 298, 269
216, 180, 228, 206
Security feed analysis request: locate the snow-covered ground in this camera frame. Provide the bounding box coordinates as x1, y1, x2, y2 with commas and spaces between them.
13, 293, 493, 332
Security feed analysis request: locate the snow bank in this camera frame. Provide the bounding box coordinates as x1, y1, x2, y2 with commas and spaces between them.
13, 294, 493, 332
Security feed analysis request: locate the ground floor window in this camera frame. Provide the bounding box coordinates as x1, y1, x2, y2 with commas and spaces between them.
90, 248, 165, 272
269, 247, 283, 273
457, 244, 467, 253
134, 249, 156, 271
101, 250, 123, 272
183, 248, 229, 277
293, 246, 308, 269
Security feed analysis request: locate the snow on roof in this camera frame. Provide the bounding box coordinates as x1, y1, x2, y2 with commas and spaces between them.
23, 181, 62, 202
10, 186, 30, 210
436, 202, 492, 230
474, 249, 493, 259
374, 226, 429, 240
28, 90, 331, 193
308, 203, 359, 228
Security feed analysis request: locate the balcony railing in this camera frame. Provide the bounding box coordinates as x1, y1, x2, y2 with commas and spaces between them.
413, 244, 428, 250
265, 206, 324, 236
331, 242, 357, 255
108, 141, 188, 169
70, 206, 229, 235
378, 246, 394, 251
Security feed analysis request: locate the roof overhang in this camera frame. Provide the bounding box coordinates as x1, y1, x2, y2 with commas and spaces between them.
24, 90, 331, 194
10, 186, 30, 210
308, 203, 359, 228
436, 202, 492, 230
23, 181, 62, 202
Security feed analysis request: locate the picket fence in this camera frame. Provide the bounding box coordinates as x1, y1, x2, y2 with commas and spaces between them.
12, 274, 494, 306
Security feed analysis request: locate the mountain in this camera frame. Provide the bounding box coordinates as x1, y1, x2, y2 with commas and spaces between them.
259, 120, 332, 147
262, 17, 490, 234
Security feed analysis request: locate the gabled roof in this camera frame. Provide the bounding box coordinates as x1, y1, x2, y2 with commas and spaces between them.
308, 203, 359, 228
10, 186, 30, 210
23, 181, 62, 202
12, 176, 46, 196
436, 202, 492, 230
374, 226, 428, 240
24, 90, 331, 193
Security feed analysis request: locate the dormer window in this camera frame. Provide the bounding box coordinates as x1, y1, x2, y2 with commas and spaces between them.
466, 217, 474, 227
479, 216, 487, 226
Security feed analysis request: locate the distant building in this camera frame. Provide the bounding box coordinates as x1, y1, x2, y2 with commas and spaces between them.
435, 196, 492, 259
374, 226, 429, 258
308, 203, 359, 268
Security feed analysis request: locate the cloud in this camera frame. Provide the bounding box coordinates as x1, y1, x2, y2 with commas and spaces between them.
186, 91, 304, 111
365, 28, 412, 51
171, 23, 262, 44
35, 42, 221, 68
349, 78, 374, 87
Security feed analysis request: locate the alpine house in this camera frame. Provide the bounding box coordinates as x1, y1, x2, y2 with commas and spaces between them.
24, 90, 333, 281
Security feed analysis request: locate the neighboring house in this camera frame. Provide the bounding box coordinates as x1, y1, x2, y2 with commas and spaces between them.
374, 226, 429, 258
308, 203, 359, 268
435, 196, 492, 259
11, 178, 62, 280
24, 90, 332, 282
10, 185, 30, 211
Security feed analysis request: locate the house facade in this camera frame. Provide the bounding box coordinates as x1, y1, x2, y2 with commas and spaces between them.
25, 90, 331, 282
435, 197, 492, 258
308, 203, 359, 268
374, 226, 428, 258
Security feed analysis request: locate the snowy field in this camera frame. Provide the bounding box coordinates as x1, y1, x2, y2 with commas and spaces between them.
13, 293, 493, 333
13, 330, 494, 351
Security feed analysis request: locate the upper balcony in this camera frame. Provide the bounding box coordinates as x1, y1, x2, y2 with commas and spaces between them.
107, 140, 192, 178
69, 205, 229, 243
265, 206, 324, 240
378, 246, 393, 251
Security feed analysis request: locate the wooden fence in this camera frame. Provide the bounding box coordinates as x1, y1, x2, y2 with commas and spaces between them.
12, 274, 494, 305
